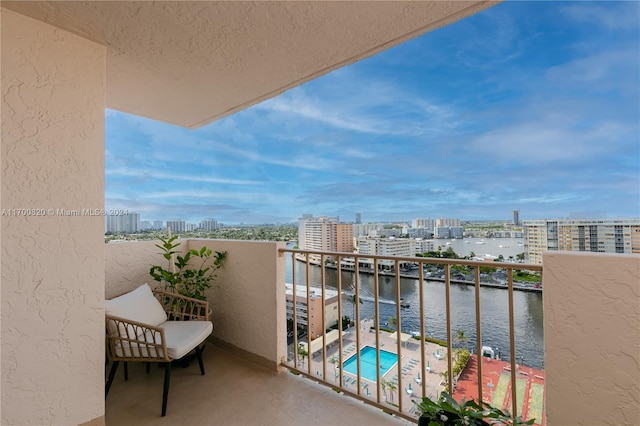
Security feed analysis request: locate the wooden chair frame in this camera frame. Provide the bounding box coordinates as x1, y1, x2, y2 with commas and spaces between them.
105, 290, 210, 416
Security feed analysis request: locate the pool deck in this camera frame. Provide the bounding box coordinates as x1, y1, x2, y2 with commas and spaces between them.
453, 355, 546, 425
294, 329, 546, 423
296, 327, 450, 418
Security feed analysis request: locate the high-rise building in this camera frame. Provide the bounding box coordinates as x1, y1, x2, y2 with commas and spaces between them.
355, 213, 361, 224
200, 219, 219, 231
298, 214, 353, 254
513, 210, 520, 226
166, 220, 186, 233
412, 218, 435, 230
436, 218, 460, 228
105, 212, 140, 233
352, 223, 384, 238
297, 214, 315, 250
153, 220, 164, 230
523, 218, 640, 264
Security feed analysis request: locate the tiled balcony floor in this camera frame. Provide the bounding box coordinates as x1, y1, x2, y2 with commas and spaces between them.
105, 342, 413, 426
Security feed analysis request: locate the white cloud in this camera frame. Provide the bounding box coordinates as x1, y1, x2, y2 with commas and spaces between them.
106, 168, 261, 185
562, 3, 640, 31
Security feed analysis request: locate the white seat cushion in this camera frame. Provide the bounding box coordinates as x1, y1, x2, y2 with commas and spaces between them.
113, 320, 213, 360
160, 320, 213, 359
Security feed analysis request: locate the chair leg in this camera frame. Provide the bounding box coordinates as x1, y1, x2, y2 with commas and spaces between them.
195, 345, 205, 376
146, 362, 151, 374
105, 360, 119, 398
161, 362, 172, 417
124, 361, 128, 381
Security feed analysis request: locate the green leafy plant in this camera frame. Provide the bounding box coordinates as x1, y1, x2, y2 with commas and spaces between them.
415, 392, 535, 426
297, 344, 308, 366
149, 236, 226, 301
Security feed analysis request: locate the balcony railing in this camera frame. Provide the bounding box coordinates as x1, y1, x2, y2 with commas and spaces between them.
280, 248, 544, 424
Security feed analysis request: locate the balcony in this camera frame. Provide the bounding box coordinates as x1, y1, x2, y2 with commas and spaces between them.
105, 341, 409, 425
103, 239, 639, 425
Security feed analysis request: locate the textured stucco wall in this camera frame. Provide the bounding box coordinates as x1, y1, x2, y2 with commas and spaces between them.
104, 239, 286, 367
1, 9, 106, 425
104, 240, 182, 299
544, 252, 640, 425
187, 239, 287, 367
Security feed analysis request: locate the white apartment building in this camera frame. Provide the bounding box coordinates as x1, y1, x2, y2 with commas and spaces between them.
166, 220, 186, 233
285, 283, 340, 339
105, 212, 140, 234
354, 236, 417, 269
352, 223, 384, 238
434, 225, 464, 239
412, 217, 436, 230
436, 217, 461, 228
524, 218, 640, 264
404, 227, 434, 239
200, 219, 219, 231
414, 238, 434, 254
297, 215, 353, 254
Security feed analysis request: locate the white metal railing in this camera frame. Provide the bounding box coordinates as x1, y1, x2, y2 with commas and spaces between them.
279, 248, 543, 423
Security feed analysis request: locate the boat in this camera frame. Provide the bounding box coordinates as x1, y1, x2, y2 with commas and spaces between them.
400, 299, 410, 308
481, 346, 495, 359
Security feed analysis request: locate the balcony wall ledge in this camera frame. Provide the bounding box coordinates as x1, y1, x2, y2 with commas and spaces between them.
543, 251, 640, 426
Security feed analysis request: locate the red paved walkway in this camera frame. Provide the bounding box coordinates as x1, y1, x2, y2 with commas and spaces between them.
453, 355, 546, 425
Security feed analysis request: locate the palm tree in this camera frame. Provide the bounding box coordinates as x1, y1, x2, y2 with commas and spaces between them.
455, 329, 469, 350
381, 379, 388, 401
388, 315, 397, 330
387, 380, 397, 404
347, 294, 363, 324
329, 355, 339, 381
439, 370, 450, 393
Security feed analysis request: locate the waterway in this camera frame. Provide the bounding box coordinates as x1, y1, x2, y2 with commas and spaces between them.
436, 237, 526, 260
285, 238, 544, 369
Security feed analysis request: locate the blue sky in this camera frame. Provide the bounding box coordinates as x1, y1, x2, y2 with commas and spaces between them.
106, 1, 640, 225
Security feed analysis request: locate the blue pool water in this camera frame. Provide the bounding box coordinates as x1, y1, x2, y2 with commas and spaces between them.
342, 346, 398, 382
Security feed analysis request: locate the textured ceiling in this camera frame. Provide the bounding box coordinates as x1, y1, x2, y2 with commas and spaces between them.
3, 1, 497, 128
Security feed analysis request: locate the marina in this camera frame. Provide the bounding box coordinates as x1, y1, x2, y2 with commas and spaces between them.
286, 238, 545, 369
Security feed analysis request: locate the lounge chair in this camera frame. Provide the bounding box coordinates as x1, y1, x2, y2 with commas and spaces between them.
105, 284, 212, 417
405, 383, 413, 396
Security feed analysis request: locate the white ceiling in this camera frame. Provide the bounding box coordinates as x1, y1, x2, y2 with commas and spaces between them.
3, 1, 497, 128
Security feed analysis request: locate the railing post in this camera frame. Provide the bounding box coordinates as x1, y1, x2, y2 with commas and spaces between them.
292, 252, 298, 368
445, 264, 453, 393
508, 268, 518, 418
418, 261, 426, 398
474, 265, 483, 403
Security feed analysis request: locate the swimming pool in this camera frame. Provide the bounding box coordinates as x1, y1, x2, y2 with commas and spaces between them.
342, 346, 398, 382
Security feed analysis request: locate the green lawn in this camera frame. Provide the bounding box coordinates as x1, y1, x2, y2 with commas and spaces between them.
528, 383, 545, 424
491, 373, 510, 410
509, 378, 527, 417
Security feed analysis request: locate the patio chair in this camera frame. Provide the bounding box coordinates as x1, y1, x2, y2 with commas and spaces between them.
405, 383, 413, 396
105, 283, 213, 416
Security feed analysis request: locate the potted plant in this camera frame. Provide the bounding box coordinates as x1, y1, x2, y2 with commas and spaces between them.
415, 392, 535, 426
149, 235, 226, 303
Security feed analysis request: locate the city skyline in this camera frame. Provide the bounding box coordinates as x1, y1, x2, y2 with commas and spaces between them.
106, 2, 640, 225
